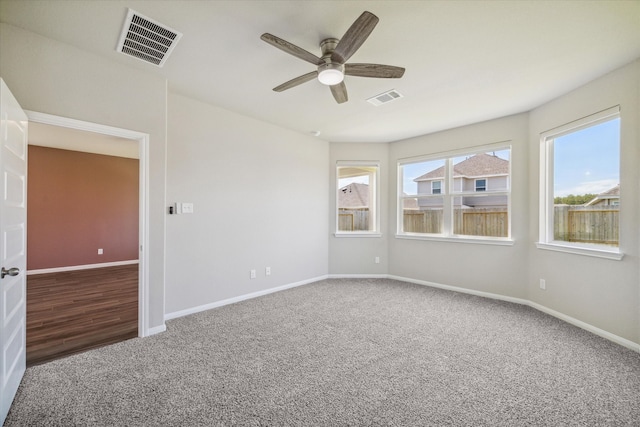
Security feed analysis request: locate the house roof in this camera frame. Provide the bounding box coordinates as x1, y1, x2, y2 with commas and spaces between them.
585, 184, 620, 206
414, 153, 509, 181
338, 183, 369, 208
598, 184, 620, 197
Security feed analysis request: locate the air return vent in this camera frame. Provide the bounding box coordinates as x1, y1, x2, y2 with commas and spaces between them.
116, 9, 182, 67
367, 89, 403, 106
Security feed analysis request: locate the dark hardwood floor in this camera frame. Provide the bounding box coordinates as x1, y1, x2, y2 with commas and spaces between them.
26, 264, 138, 366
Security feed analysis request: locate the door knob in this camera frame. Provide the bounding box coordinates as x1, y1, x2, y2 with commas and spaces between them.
1, 267, 20, 279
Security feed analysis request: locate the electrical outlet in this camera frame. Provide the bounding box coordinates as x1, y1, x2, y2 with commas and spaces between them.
375, 256, 380, 264
98, 248, 103, 255
265, 267, 271, 276
250, 269, 256, 279
539, 279, 546, 290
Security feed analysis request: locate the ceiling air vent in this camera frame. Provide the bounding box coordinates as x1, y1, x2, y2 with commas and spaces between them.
116, 9, 182, 67
367, 89, 403, 106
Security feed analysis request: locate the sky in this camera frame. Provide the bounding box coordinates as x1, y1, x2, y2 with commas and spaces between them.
553, 118, 620, 197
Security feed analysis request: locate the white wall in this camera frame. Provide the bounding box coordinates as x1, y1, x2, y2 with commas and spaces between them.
329, 143, 389, 275
0, 23, 167, 330
527, 59, 640, 344
387, 114, 530, 300
165, 93, 329, 315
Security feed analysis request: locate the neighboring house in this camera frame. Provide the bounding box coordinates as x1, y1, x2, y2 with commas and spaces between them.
412, 153, 509, 209
402, 194, 419, 210
585, 184, 620, 206
337, 183, 371, 231
338, 182, 369, 208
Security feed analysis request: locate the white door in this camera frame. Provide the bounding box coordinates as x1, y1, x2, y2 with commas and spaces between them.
0, 79, 28, 424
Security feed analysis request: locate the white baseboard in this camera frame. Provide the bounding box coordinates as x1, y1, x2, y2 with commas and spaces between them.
527, 301, 639, 353
388, 275, 529, 305
164, 275, 328, 321
143, 324, 167, 337
328, 274, 389, 279
389, 274, 639, 353
27, 259, 139, 275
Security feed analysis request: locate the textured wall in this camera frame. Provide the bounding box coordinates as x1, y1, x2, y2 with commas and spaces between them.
27, 146, 139, 269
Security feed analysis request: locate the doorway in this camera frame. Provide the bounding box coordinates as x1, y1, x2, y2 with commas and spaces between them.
24, 111, 150, 363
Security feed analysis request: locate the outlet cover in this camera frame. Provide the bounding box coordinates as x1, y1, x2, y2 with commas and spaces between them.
250, 269, 256, 279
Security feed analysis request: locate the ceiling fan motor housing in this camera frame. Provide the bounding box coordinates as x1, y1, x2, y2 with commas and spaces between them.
317, 38, 344, 85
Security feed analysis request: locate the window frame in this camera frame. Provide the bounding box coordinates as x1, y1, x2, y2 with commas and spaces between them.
397, 142, 512, 245
335, 160, 381, 237
474, 178, 487, 192
536, 105, 623, 260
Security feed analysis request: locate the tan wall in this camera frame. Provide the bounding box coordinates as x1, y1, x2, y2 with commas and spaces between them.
27, 146, 139, 270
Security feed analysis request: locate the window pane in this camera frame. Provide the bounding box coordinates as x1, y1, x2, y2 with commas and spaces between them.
453, 196, 508, 237
432, 181, 442, 194
452, 151, 510, 193
552, 118, 620, 246
402, 159, 446, 196
338, 165, 377, 232
402, 197, 443, 234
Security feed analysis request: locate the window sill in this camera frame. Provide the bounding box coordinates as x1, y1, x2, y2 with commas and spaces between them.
535, 242, 624, 261
334, 232, 382, 238
395, 233, 514, 246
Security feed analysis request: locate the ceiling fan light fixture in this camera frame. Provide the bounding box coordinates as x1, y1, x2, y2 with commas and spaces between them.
317, 63, 344, 86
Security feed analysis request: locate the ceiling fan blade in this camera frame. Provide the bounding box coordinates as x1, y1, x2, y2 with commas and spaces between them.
345, 63, 405, 78
273, 71, 317, 92
330, 82, 348, 104
331, 11, 379, 64
261, 33, 323, 66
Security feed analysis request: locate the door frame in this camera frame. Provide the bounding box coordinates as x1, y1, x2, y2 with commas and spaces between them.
25, 111, 152, 337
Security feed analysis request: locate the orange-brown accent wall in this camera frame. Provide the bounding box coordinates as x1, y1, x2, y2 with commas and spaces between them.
27, 146, 139, 270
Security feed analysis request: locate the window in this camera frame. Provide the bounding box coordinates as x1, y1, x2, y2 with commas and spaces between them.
538, 106, 621, 259
336, 162, 380, 235
398, 145, 511, 241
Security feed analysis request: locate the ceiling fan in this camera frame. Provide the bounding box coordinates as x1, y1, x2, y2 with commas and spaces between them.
260, 11, 405, 104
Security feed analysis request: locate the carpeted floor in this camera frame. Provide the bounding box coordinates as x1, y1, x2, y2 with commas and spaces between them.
5, 278, 640, 426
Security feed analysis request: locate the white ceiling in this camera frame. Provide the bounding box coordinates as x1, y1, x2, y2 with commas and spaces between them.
1, 0, 639, 143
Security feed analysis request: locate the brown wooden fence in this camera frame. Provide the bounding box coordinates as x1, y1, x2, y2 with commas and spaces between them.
339, 208, 369, 231
343, 205, 619, 244
403, 208, 508, 237
554, 205, 619, 245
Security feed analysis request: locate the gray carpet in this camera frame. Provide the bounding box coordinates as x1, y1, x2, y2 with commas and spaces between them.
5, 278, 640, 426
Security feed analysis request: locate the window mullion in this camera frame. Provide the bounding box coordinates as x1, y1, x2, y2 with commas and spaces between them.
443, 157, 453, 236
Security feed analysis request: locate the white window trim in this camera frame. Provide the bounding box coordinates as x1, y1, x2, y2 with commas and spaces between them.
397, 141, 512, 244
537, 105, 622, 260
335, 160, 381, 237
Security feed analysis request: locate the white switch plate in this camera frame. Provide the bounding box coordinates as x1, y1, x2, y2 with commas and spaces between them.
265, 267, 271, 276
181, 202, 194, 214
250, 269, 256, 279
98, 248, 103, 255
539, 279, 546, 290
